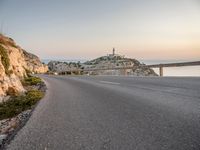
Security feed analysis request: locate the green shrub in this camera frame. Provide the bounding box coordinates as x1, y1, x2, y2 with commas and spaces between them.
0, 44, 10, 75
0, 90, 44, 120
26, 90, 44, 102
23, 76, 42, 86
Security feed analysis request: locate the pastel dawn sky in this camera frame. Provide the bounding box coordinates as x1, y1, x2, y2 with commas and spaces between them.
0, 0, 200, 60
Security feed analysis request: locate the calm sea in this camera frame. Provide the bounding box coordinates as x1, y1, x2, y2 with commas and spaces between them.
42, 59, 200, 77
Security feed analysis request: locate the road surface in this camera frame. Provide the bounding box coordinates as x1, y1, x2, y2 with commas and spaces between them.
6, 75, 200, 150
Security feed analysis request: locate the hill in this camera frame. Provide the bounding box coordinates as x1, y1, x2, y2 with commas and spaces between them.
48, 52, 157, 76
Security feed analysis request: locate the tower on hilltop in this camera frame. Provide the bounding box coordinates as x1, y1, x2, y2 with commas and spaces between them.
113, 48, 115, 55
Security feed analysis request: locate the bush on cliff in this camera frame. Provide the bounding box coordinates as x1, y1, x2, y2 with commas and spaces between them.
0, 44, 10, 75
0, 90, 44, 120
22, 76, 43, 86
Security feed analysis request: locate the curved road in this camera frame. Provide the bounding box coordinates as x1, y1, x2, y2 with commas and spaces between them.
6, 75, 200, 150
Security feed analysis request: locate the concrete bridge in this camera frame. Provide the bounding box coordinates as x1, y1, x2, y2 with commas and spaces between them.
59, 61, 200, 76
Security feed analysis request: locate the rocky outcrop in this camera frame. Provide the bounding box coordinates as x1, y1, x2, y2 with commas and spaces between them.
0, 34, 48, 99
48, 61, 81, 73
22, 50, 48, 73
48, 54, 157, 76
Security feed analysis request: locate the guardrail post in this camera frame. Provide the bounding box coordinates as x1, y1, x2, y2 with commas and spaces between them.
159, 65, 163, 76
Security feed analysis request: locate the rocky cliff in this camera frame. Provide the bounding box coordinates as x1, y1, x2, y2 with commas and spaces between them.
0, 34, 48, 99
48, 54, 157, 76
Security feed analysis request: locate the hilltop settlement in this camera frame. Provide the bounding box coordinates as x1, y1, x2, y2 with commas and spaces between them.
48, 48, 157, 76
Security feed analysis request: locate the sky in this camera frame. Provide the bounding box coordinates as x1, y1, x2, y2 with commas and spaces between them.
0, 0, 200, 61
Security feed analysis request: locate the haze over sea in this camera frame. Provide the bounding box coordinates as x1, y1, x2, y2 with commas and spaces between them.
42, 59, 200, 77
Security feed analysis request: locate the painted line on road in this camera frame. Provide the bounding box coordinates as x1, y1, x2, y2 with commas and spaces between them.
99, 80, 120, 85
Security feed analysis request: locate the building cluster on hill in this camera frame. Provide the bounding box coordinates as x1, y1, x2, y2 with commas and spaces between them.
48, 48, 157, 76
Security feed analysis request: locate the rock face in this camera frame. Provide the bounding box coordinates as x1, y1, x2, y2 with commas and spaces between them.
48, 54, 157, 76
23, 50, 48, 73
0, 34, 48, 99
48, 61, 82, 73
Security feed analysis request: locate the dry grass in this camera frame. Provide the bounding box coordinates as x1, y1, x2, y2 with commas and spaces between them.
0, 34, 17, 48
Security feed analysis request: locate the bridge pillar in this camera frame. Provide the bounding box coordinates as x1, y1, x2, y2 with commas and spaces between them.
159, 66, 163, 76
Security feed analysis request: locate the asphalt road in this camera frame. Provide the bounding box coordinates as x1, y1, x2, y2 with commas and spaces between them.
6, 75, 200, 150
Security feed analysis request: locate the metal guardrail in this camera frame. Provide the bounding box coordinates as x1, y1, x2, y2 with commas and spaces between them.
146, 61, 200, 68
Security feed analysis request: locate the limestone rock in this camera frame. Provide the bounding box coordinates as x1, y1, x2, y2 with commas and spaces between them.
0, 134, 7, 145
0, 34, 48, 97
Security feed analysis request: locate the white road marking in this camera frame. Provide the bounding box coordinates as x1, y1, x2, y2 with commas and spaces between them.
99, 80, 120, 85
